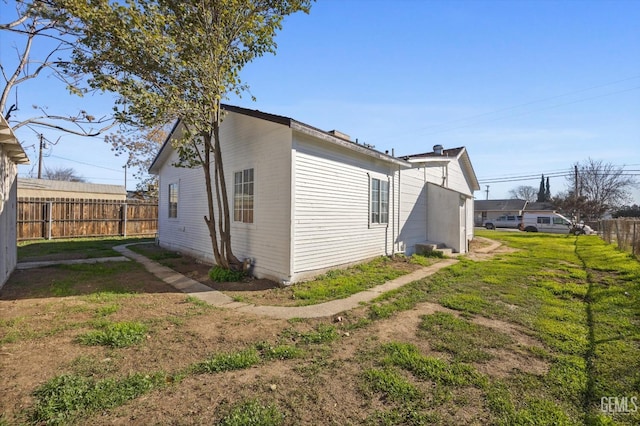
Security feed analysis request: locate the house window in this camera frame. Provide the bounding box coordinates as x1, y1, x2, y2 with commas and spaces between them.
168, 183, 178, 218
371, 177, 389, 224
234, 168, 254, 223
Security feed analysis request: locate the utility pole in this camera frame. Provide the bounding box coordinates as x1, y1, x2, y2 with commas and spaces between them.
485, 185, 490, 200
123, 164, 127, 191
37, 134, 44, 179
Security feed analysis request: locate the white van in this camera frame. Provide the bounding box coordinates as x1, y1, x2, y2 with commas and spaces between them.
521, 212, 573, 234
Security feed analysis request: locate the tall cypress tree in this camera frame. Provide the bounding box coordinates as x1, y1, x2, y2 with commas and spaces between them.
545, 176, 551, 201
537, 174, 545, 202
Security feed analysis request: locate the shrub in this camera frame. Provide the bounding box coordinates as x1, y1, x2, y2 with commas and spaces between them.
209, 266, 245, 282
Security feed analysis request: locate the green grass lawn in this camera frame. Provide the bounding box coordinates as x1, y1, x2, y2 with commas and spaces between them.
369, 230, 640, 424
17, 236, 154, 261
4, 232, 639, 424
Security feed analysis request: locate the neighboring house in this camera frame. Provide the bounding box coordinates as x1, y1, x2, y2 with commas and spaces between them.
0, 116, 29, 288
149, 105, 480, 284
18, 178, 126, 200
474, 199, 527, 226
523, 201, 555, 214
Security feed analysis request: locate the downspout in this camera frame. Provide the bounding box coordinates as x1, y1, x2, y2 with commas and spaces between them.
397, 165, 401, 253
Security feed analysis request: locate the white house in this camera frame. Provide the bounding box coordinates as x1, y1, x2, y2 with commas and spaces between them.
149, 105, 480, 284
0, 115, 29, 288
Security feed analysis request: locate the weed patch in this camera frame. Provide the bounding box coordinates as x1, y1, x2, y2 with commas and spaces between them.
191, 348, 261, 374
361, 367, 422, 403
217, 399, 284, 426
76, 321, 148, 348
31, 372, 170, 425
418, 312, 512, 362
382, 342, 487, 387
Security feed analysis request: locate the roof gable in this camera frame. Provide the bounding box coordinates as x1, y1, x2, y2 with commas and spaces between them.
149, 104, 409, 173
404, 146, 480, 191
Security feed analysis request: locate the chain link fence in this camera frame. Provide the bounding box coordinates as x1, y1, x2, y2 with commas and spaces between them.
594, 219, 640, 258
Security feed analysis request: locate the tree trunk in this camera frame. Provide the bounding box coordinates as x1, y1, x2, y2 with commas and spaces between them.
212, 114, 241, 270
201, 134, 225, 268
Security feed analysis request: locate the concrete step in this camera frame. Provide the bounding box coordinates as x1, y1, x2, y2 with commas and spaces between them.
415, 241, 452, 257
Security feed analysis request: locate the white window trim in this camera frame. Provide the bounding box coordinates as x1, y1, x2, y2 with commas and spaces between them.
369, 174, 390, 228
168, 181, 178, 219
232, 167, 256, 227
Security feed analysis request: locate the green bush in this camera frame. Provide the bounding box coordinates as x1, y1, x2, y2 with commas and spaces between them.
209, 266, 245, 282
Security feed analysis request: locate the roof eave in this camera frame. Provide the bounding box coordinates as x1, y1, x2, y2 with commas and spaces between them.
291, 121, 410, 167
0, 116, 30, 165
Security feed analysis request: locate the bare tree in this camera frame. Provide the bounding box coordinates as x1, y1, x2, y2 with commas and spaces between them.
562, 158, 638, 219
0, 0, 114, 135
508, 185, 537, 202
106, 125, 167, 194
43, 166, 84, 181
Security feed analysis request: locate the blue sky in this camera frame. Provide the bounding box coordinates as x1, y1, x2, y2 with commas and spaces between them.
3, 0, 640, 203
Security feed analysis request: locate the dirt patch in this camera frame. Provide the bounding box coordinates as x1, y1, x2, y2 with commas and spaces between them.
1, 234, 550, 424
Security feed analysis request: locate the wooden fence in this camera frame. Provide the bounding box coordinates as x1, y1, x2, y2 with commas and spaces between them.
595, 219, 640, 257
17, 198, 158, 241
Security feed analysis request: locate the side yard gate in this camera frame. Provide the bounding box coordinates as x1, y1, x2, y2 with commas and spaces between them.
17, 198, 158, 241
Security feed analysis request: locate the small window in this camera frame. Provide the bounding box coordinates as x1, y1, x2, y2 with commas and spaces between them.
537, 216, 551, 224
168, 183, 178, 218
553, 217, 569, 225
234, 168, 254, 223
371, 177, 389, 224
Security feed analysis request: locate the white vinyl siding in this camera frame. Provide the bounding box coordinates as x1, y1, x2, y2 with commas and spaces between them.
292, 135, 394, 279
155, 111, 292, 281
0, 146, 18, 288
397, 167, 427, 255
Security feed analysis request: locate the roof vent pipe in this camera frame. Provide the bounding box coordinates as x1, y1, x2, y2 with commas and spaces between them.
433, 144, 444, 155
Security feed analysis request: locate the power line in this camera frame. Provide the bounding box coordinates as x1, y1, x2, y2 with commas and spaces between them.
412, 75, 640, 137
419, 85, 640, 137
48, 154, 123, 172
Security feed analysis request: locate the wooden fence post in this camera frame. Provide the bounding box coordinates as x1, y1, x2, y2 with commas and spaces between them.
633, 221, 637, 257
122, 203, 128, 237
47, 201, 52, 240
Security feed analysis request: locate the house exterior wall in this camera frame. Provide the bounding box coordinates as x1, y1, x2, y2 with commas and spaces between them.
152, 108, 479, 283
291, 133, 396, 282
397, 166, 427, 255
426, 182, 465, 253
156, 112, 293, 281
0, 145, 18, 288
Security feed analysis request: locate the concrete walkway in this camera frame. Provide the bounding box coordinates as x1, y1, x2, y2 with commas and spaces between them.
112, 244, 471, 319
16, 239, 501, 320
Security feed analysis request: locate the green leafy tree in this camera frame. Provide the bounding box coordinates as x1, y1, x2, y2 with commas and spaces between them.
545, 176, 551, 201
612, 204, 640, 218
56, 0, 311, 270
